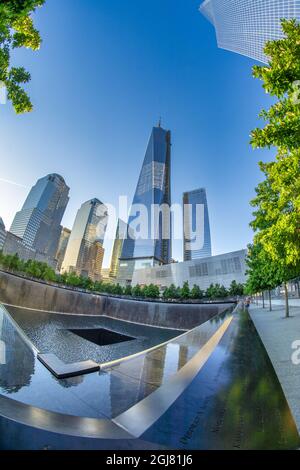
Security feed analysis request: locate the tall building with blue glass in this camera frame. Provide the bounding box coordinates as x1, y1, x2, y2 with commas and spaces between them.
118, 124, 172, 284
183, 188, 212, 261
10, 174, 69, 260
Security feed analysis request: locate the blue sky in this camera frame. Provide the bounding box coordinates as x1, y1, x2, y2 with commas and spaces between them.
0, 0, 275, 266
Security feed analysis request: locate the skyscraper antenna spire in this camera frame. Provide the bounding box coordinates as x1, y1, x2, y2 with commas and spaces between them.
158, 116, 162, 128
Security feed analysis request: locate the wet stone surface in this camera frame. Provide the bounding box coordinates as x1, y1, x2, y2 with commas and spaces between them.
5, 306, 182, 364
1, 304, 299, 449
141, 309, 300, 450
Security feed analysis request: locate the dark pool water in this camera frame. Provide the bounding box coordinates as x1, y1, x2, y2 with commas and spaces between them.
142, 308, 300, 450
0, 304, 183, 419
1, 304, 299, 450
5, 306, 183, 364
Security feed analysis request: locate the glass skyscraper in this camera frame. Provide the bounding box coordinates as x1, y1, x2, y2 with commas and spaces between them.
0, 218, 6, 250
109, 219, 128, 280
55, 227, 71, 272
183, 188, 212, 261
118, 125, 172, 284
61, 199, 108, 280
200, 0, 300, 63
10, 174, 69, 260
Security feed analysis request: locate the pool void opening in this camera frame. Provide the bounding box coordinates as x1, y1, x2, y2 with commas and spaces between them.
68, 328, 135, 346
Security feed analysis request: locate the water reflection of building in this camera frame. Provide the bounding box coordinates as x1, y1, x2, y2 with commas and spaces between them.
178, 344, 189, 370
0, 310, 34, 393
54, 374, 84, 389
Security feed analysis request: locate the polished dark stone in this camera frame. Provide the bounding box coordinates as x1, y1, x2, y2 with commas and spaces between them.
141, 309, 300, 450
0, 305, 158, 419
107, 312, 229, 386
68, 328, 134, 346
1, 302, 299, 450
37, 353, 100, 378
0, 270, 232, 329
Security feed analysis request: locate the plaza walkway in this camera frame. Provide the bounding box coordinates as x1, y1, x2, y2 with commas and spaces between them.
249, 304, 300, 433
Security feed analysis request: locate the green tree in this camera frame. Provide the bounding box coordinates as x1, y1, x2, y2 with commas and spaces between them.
0, 0, 45, 113
206, 284, 217, 300
162, 284, 178, 300
250, 20, 300, 317
205, 283, 228, 300
162, 286, 171, 300
41, 265, 56, 282
246, 242, 298, 317
93, 281, 103, 292
111, 283, 124, 295
124, 284, 132, 296
65, 271, 81, 287
180, 281, 190, 300
101, 282, 113, 294
190, 284, 204, 300
58, 271, 68, 285
229, 280, 245, 297
7, 253, 22, 271
251, 20, 300, 153
132, 284, 143, 297
24, 259, 42, 278
218, 284, 228, 299
145, 284, 160, 299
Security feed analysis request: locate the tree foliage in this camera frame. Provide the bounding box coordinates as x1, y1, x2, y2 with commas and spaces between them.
0, 250, 245, 302
205, 283, 228, 300
245, 243, 282, 295
190, 284, 204, 300
180, 281, 190, 299
251, 19, 300, 152
0, 0, 45, 113
229, 280, 245, 297
248, 20, 300, 317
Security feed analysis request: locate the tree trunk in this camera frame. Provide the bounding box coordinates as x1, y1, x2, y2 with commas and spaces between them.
262, 291, 265, 308
284, 283, 289, 318
297, 281, 300, 299
268, 290, 272, 311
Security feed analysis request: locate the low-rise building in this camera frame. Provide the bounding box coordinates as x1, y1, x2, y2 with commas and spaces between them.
132, 249, 247, 291
2, 232, 57, 268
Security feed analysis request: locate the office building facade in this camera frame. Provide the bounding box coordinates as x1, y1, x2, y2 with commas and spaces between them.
10, 174, 69, 261
2, 232, 57, 267
61, 199, 108, 281
0, 218, 6, 250
109, 219, 128, 280
118, 125, 172, 285
133, 249, 247, 291
200, 0, 300, 63
183, 188, 212, 261
55, 227, 71, 272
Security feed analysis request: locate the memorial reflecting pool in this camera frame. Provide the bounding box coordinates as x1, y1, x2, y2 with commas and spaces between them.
0, 303, 299, 450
